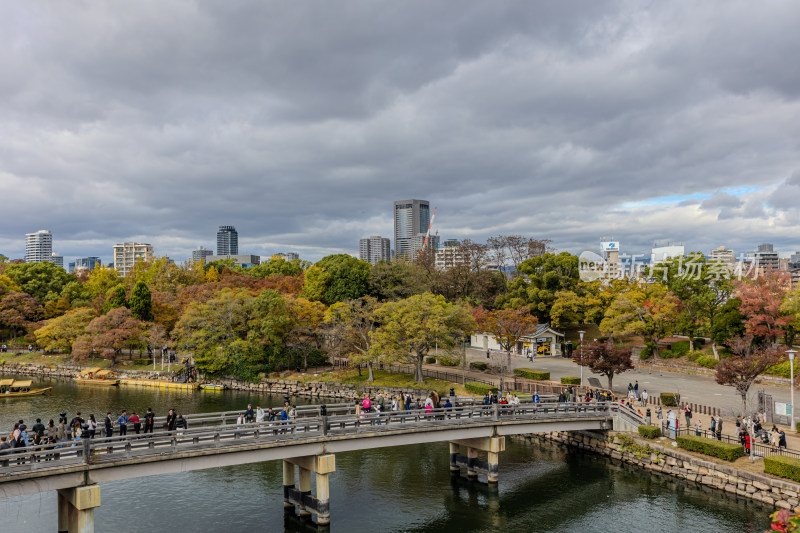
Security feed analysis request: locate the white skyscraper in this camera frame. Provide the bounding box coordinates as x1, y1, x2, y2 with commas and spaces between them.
25, 230, 53, 263
393, 199, 430, 259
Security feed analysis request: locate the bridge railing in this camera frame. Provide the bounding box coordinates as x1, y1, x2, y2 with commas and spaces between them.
0, 402, 629, 476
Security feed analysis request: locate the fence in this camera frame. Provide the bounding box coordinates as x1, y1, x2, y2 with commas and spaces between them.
642, 394, 721, 417
663, 425, 800, 460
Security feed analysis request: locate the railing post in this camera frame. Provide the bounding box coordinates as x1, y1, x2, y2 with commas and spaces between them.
82, 438, 91, 464
322, 416, 328, 436
493, 403, 499, 421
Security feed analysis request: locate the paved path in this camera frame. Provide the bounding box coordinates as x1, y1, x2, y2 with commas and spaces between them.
465, 348, 793, 416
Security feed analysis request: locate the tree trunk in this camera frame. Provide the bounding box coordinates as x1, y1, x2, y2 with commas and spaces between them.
606, 374, 613, 392
689, 338, 694, 352
415, 355, 423, 383
711, 342, 719, 360
740, 390, 748, 418
367, 361, 374, 382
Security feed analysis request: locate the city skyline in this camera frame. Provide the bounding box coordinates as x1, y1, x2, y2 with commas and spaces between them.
1, 3, 799, 264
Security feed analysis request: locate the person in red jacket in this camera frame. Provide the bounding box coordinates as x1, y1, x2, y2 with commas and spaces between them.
129, 412, 141, 434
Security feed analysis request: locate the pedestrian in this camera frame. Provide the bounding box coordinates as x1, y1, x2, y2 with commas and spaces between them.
391, 397, 399, 411
236, 413, 245, 429
684, 406, 692, 427
744, 432, 751, 454
245, 404, 255, 423
144, 408, 155, 433
404, 394, 412, 410
633, 380, 639, 399
640, 389, 648, 407
486, 349, 490, 359
715, 416, 723, 441
175, 414, 187, 440
32, 418, 45, 445
166, 409, 177, 431
46, 420, 57, 444
87, 415, 97, 438
656, 406, 663, 425
267, 408, 275, 422
256, 405, 265, 423
779, 429, 787, 449
771, 426, 780, 449
694, 420, 701, 436
117, 410, 129, 436
362, 394, 372, 413
289, 405, 297, 421
105, 413, 114, 438
129, 412, 141, 434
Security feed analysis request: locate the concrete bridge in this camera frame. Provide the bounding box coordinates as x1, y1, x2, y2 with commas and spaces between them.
0, 401, 643, 532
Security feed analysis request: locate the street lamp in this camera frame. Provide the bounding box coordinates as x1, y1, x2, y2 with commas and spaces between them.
578, 330, 586, 388
788, 349, 797, 432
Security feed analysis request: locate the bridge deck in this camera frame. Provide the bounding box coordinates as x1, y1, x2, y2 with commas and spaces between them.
0, 402, 642, 498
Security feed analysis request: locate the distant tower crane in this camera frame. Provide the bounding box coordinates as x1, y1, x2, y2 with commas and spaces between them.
422, 207, 438, 248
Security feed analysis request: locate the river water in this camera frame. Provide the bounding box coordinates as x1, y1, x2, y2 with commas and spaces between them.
0, 376, 772, 532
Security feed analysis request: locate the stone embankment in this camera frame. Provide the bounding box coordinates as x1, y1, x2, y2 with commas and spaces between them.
527, 430, 800, 511
0, 362, 436, 403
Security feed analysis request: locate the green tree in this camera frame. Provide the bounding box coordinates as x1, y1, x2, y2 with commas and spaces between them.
600, 284, 682, 357
368, 260, 429, 301
500, 252, 580, 322
4, 261, 76, 302
304, 254, 370, 305
371, 293, 476, 382
131, 257, 204, 296
83, 266, 122, 300
103, 285, 128, 313
326, 297, 381, 380
709, 297, 745, 356
248, 289, 294, 352
59, 281, 92, 308
129, 281, 154, 321
244, 258, 307, 278
34, 307, 96, 353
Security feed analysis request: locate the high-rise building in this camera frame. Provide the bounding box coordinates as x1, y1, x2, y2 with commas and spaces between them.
359, 236, 391, 265
216, 226, 238, 256
69, 257, 101, 273
205, 254, 260, 268
25, 230, 53, 263
435, 239, 468, 270
747, 243, 780, 271
709, 246, 735, 264
50, 254, 64, 269
113, 242, 154, 276
394, 199, 430, 259
650, 241, 684, 265
192, 246, 214, 263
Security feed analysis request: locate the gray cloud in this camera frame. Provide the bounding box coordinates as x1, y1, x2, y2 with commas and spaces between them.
1, 1, 800, 264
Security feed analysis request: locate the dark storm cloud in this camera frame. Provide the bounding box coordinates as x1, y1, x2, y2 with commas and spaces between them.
1, 1, 799, 263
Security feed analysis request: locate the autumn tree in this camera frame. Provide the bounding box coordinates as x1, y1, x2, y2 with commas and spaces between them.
715, 335, 783, 415
576, 340, 633, 390
484, 306, 538, 391
780, 289, 800, 347
736, 272, 791, 346
286, 296, 327, 370
128, 281, 154, 321
371, 293, 476, 382
0, 292, 44, 341
326, 297, 381, 380
600, 284, 682, 357
34, 307, 96, 353
75, 307, 145, 366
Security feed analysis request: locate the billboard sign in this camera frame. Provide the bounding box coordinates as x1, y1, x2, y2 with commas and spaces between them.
601, 241, 620, 252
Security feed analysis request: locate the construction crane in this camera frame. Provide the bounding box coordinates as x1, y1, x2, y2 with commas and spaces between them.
423, 207, 438, 248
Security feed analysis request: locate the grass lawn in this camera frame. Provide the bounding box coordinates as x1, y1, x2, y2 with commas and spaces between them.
283, 369, 471, 396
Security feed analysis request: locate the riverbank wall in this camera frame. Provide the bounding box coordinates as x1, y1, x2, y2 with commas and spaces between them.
0, 362, 439, 403
526, 430, 800, 511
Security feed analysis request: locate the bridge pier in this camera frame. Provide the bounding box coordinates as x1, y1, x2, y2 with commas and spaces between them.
449, 437, 505, 484
56, 485, 101, 533
282, 454, 335, 525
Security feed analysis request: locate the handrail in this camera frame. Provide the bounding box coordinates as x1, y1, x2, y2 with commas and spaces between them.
0, 401, 627, 478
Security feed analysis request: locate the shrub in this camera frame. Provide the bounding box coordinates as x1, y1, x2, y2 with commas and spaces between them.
469, 362, 488, 371
686, 350, 703, 362
676, 435, 744, 462
561, 376, 581, 385
465, 382, 498, 396
695, 356, 718, 369
766, 361, 800, 379
638, 425, 661, 439
514, 368, 550, 380
133, 358, 152, 366
660, 392, 681, 406
764, 456, 800, 482
639, 345, 652, 360
438, 356, 460, 367
425, 356, 436, 364
670, 340, 690, 356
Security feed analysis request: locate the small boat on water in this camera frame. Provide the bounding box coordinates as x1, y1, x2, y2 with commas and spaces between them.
76, 368, 120, 386
0, 379, 53, 397
199, 383, 227, 391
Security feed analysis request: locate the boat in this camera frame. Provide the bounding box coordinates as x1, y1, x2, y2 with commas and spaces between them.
76, 368, 120, 386
0, 379, 53, 397
199, 383, 227, 391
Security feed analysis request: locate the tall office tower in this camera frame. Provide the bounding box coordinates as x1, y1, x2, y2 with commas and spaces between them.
25, 230, 53, 263
50, 254, 64, 269
393, 199, 430, 259
70, 257, 102, 273
216, 226, 238, 256
113, 242, 154, 276
359, 236, 391, 265
192, 246, 214, 263
748, 242, 780, 271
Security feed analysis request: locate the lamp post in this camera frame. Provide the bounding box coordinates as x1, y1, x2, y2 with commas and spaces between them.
788, 349, 797, 432
578, 330, 585, 387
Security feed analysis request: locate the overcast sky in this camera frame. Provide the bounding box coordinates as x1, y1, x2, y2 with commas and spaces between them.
2, 1, 799, 265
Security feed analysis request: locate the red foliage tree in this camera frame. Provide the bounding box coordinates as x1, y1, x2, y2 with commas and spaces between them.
736, 272, 791, 345
75, 307, 145, 366
715, 335, 782, 415
576, 340, 633, 390
0, 292, 44, 341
